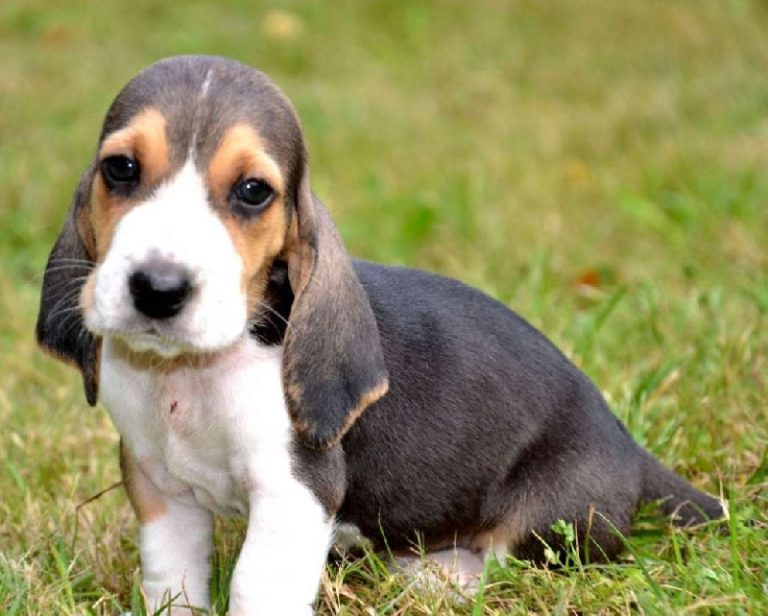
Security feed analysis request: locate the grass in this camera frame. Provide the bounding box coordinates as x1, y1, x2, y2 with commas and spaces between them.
1, 0, 767, 613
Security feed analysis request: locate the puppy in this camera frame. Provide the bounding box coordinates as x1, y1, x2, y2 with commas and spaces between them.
37, 55, 723, 614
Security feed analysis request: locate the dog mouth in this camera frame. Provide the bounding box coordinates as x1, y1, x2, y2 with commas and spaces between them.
117, 327, 190, 358
99, 319, 246, 359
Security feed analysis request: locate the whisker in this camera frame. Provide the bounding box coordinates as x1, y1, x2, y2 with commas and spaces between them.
40, 275, 91, 293
73, 323, 92, 350
57, 311, 87, 343
48, 305, 83, 317
34, 264, 94, 283
46, 305, 85, 326
257, 300, 289, 327
44, 287, 85, 323
43, 265, 94, 275
48, 257, 96, 266
256, 314, 280, 339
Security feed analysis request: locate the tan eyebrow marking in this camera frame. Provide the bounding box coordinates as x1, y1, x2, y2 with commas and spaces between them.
207, 123, 284, 203
98, 108, 169, 185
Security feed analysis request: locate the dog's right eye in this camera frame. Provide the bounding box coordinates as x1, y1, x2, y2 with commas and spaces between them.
231, 178, 275, 216
101, 155, 140, 188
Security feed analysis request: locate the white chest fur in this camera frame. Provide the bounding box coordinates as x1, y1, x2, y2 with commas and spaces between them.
100, 335, 291, 517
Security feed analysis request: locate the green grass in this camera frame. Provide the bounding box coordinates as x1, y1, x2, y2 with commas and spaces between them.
1, 0, 767, 613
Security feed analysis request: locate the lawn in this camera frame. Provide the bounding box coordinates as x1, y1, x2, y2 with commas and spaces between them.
1, 0, 766, 613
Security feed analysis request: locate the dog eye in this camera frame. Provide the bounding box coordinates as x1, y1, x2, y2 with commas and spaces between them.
101, 155, 140, 187
233, 178, 274, 211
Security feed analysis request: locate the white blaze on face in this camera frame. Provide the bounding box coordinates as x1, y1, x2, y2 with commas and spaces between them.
85, 159, 247, 356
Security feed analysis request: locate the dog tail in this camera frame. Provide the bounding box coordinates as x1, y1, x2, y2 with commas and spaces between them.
639, 450, 725, 525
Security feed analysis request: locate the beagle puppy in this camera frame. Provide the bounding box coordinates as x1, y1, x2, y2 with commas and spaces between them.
37, 55, 723, 614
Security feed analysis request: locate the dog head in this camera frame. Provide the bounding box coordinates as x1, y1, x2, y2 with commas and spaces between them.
37, 55, 388, 449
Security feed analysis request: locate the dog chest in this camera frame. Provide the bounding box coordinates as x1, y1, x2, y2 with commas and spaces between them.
100, 336, 291, 516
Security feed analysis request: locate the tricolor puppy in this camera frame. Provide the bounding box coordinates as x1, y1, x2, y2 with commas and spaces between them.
37, 55, 722, 614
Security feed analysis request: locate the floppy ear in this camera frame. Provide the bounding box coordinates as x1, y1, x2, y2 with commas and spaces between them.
283, 166, 389, 450
36, 168, 101, 405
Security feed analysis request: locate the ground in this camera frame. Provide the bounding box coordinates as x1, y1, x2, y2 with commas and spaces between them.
0, 0, 766, 614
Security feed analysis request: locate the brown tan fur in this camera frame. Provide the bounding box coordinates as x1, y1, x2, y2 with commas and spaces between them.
89, 108, 170, 260
467, 511, 529, 555
119, 440, 168, 524
207, 124, 288, 312
330, 380, 389, 447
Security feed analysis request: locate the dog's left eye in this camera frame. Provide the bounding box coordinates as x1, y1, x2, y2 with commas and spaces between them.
233, 178, 274, 212
101, 155, 141, 188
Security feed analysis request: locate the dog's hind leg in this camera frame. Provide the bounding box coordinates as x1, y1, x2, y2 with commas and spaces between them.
391, 547, 489, 595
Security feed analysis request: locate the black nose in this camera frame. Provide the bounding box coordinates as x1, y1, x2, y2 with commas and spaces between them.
129, 262, 192, 320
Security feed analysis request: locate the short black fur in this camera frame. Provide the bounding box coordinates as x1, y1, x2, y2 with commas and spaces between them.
330, 262, 723, 560
249, 260, 293, 346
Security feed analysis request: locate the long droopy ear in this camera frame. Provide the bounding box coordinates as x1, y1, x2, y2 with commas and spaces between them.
36, 168, 101, 405
284, 166, 389, 450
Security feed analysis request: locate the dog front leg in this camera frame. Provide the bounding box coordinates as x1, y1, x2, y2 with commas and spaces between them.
121, 444, 213, 614
229, 483, 332, 616
139, 498, 213, 613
